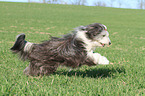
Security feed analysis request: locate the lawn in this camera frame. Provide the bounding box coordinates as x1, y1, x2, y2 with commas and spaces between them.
0, 2, 145, 95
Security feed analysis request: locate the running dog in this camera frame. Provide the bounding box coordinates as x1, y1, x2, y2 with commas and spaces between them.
11, 23, 111, 76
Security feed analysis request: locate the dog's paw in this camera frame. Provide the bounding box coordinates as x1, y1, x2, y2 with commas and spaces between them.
98, 56, 109, 65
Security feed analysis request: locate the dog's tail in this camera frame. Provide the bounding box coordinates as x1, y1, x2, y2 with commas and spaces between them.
10, 33, 34, 61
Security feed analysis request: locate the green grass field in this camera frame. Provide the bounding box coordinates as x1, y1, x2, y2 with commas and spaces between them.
0, 2, 145, 95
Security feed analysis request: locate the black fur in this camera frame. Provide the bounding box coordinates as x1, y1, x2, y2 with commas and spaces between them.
85, 23, 105, 40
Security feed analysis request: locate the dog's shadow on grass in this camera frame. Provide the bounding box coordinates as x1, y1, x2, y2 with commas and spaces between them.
55, 67, 125, 78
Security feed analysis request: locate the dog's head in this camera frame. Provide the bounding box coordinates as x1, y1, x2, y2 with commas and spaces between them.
78, 23, 111, 47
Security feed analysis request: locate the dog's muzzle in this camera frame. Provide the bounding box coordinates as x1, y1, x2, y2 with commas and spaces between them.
100, 42, 111, 47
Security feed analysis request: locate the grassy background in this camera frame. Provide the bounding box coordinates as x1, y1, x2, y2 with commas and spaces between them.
0, 2, 145, 95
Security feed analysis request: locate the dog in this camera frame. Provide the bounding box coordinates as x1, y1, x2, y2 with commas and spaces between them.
10, 23, 111, 76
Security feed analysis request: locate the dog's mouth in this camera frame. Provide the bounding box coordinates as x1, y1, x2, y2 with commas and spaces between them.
100, 42, 111, 47
100, 43, 105, 47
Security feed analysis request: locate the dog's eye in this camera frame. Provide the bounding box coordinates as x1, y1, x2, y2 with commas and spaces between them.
102, 35, 105, 37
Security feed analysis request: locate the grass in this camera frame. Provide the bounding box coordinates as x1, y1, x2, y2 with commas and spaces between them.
0, 2, 145, 96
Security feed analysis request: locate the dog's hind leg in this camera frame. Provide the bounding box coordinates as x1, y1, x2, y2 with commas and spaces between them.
23, 62, 42, 76
23, 62, 59, 76
39, 65, 58, 75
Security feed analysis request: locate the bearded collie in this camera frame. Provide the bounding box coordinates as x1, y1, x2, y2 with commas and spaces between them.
11, 23, 111, 76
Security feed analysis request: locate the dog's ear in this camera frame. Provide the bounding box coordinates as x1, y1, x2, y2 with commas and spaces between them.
85, 24, 103, 39
86, 30, 98, 39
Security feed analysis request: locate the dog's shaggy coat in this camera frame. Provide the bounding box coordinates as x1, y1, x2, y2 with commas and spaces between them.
11, 23, 111, 76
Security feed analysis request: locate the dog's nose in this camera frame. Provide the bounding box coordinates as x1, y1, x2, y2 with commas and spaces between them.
109, 42, 111, 45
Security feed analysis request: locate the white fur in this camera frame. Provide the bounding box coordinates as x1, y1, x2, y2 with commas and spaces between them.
98, 31, 111, 45
24, 42, 33, 53
87, 51, 109, 65
102, 24, 107, 30
76, 29, 110, 65
76, 31, 100, 52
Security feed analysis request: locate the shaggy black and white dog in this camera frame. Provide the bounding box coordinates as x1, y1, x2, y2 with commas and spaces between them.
11, 23, 111, 76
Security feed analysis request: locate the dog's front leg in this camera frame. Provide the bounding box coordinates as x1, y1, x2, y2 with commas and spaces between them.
88, 52, 109, 65
94, 53, 109, 65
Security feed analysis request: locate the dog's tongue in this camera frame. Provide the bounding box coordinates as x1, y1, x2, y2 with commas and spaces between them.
102, 44, 105, 47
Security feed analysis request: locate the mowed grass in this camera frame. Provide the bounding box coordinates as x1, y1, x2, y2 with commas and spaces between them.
0, 2, 145, 95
